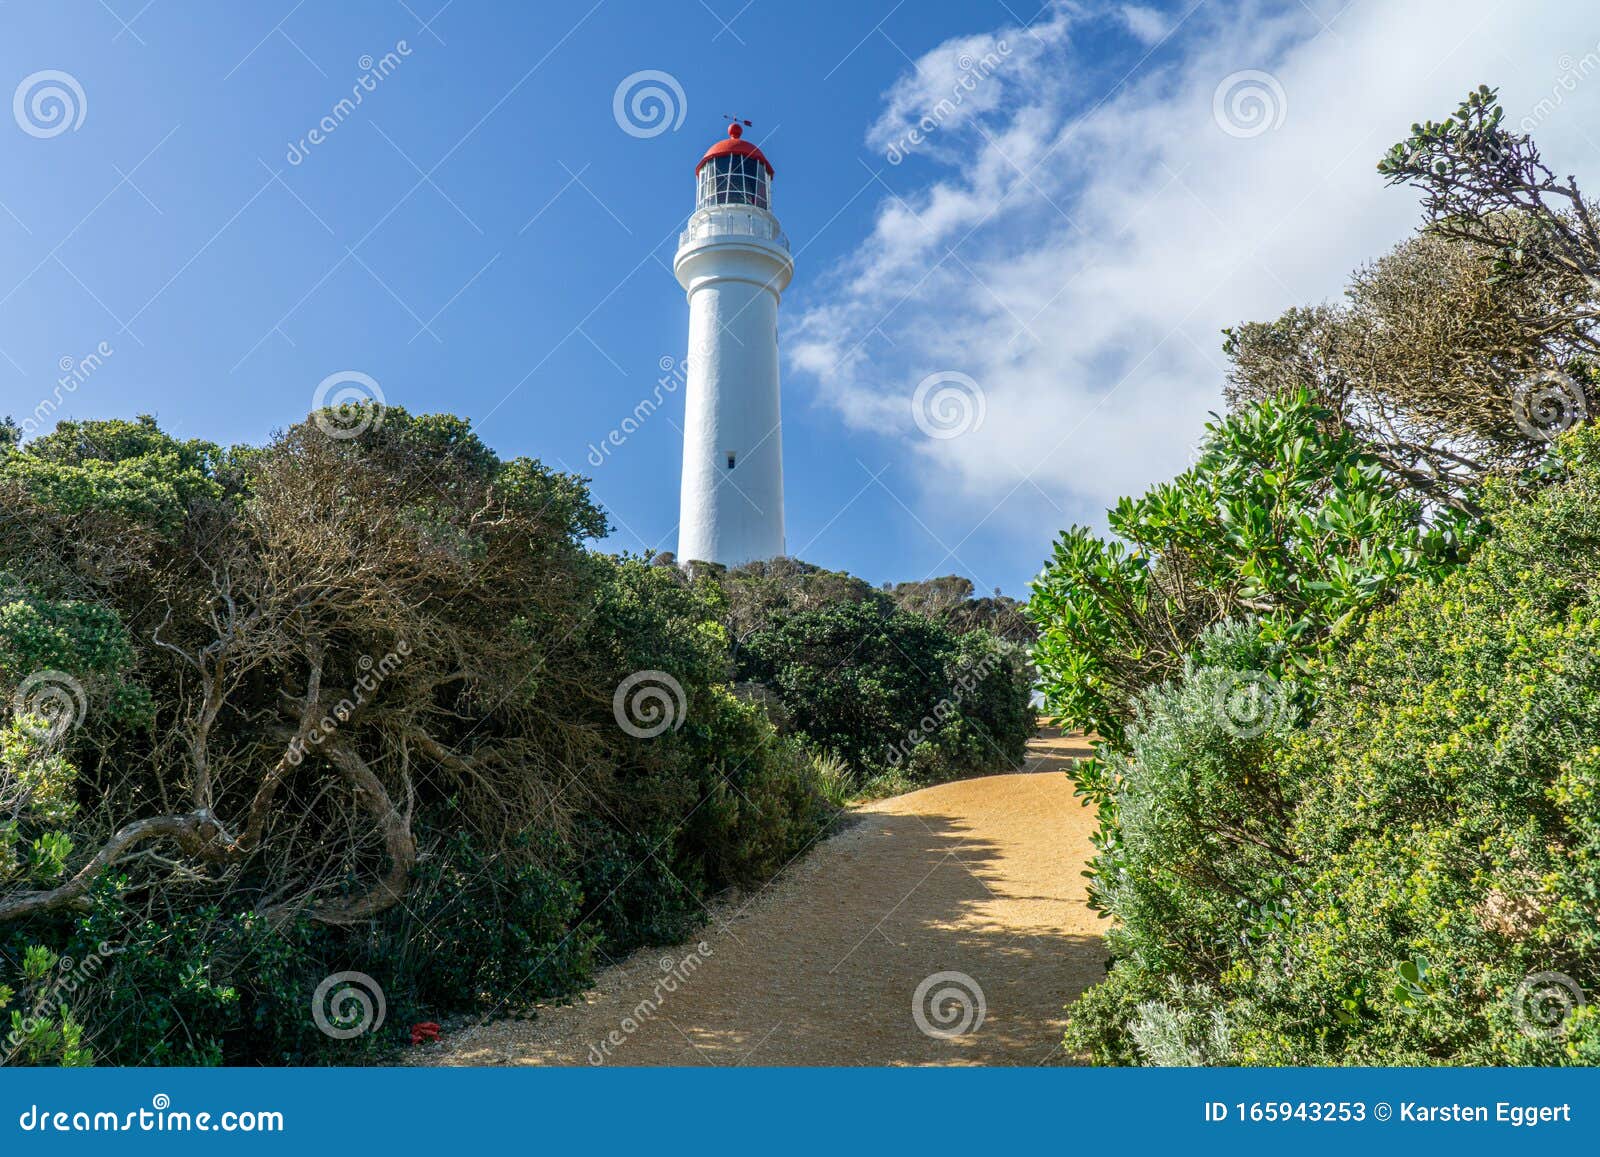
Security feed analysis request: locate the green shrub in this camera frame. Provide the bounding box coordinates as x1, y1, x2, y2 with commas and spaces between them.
1029, 391, 1479, 749
1067, 427, 1600, 1066
1062, 621, 1298, 1062
1241, 427, 1600, 1064
738, 595, 1035, 787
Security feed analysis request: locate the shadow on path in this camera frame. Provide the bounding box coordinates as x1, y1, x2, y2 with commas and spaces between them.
428, 730, 1108, 1066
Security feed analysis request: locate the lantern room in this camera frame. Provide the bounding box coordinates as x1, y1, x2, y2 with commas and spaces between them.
695, 123, 774, 211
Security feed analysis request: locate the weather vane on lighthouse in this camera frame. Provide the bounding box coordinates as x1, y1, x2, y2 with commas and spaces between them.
673, 119, 793, 566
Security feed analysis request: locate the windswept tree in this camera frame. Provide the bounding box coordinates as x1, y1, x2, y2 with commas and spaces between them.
1228, 87, 1600, 516
0, 410, 621, 926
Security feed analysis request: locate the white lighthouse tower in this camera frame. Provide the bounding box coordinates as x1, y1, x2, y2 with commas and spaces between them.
674, 122, 793, 567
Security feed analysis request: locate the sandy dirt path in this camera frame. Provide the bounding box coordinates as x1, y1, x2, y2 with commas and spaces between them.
424, 730, 1107, 1066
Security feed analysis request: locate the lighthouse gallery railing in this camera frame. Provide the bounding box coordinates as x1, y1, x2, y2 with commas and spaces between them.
679, 208, 790, 251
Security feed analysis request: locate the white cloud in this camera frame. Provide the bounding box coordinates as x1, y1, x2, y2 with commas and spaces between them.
1119, 4, 1170, 45
790, 0, 1600, 548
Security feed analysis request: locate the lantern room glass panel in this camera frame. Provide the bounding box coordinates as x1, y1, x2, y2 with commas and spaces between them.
697, 153, 770, 211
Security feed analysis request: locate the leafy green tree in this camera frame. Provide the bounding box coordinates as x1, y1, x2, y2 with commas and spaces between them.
1029, 391, 1478, 748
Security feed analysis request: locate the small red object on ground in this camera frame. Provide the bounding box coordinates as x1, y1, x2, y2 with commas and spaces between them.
409, 1021, 442, 1045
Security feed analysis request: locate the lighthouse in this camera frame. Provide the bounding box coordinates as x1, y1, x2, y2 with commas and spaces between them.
674, 123, 793, 567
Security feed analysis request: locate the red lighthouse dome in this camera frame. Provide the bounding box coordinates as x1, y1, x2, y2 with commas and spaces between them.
695, 123, 774, 212
696, 122, 774, 177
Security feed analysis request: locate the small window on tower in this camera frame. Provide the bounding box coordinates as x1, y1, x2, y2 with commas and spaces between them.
725, 451, 737, 470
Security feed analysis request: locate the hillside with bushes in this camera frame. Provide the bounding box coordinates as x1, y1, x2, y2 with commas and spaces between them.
0, 411, 1031, 1065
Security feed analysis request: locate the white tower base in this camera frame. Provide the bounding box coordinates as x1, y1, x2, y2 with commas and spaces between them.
674, 209, 793, 567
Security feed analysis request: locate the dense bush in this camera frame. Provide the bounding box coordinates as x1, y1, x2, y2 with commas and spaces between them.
0, 410, 832, 1065
1042, 88, 1600, 1068
736, 592, 1035, 789
1062, 430, 1600, 1066
1247, 428, 1600, 1064
1030, 390, 1477, 749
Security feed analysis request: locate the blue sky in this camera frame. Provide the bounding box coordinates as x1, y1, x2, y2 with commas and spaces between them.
4, 1, 1599, 598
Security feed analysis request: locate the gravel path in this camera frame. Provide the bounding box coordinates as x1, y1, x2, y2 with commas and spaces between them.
422, 730, 1107, 1066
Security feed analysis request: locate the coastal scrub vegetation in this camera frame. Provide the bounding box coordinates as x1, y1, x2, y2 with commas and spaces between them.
1031, 87, 1600, 1066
